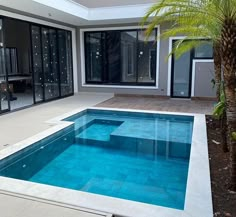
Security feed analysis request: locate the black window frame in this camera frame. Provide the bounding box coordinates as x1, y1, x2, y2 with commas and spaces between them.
84, 28, 158, 87
170, 39, 213, 99
31, 23, 74, 103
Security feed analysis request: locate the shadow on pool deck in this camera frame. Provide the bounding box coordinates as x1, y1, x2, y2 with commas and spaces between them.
96, 96, 215, 115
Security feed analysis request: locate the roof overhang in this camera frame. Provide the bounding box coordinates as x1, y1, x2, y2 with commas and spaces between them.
33, 0, 154, 21
0, 0, 156, 26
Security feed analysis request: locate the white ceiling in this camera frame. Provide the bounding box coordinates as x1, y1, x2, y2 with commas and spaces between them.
71, 0, 157, 8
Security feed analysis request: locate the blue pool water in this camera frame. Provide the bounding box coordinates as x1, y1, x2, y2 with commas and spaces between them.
0, 109, 193, 210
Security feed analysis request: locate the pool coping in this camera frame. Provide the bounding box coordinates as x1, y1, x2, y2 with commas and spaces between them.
0, 107, 213, 217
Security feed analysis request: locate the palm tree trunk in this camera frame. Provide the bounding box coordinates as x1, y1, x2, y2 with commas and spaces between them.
213, 42, 221, 102
213, 43, 228, 152
221, 111, 229, 152
221, 18, 236, 191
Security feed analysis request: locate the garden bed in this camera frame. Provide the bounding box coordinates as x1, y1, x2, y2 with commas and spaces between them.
207, 116, 236, 217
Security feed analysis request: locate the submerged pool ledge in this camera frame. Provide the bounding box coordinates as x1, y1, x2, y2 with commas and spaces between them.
0, 107, 213, 217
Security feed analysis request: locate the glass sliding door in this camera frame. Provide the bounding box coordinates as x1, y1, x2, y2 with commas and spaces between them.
137, 30, 156, 84
3, 18, 34, 110
171, 41, 192, 98
58, 30, 73, 96
32, 25, 73, 102
47, 28, 60, 100
0, 18, 74, 113
42, 28, 60, 101
0, 19, 10, 113
31, 25, 44, 103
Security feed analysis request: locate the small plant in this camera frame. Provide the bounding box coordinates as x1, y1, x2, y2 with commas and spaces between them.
213, 84, 226, 118
232, 132, 236, 141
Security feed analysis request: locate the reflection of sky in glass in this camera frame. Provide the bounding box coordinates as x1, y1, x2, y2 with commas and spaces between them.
138, 29, 156, 42
125, 31, 137, 38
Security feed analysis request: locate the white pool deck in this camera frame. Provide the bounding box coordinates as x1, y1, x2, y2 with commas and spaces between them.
0, 92, 213, 217
0, 92, 114, 149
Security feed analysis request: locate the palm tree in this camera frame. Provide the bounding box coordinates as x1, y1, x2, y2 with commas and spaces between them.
143, 0, 222, 100
221, 5, 236, 190
143, 0, 236, 190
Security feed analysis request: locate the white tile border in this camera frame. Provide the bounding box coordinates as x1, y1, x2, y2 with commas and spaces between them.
0, 107, 213, 217
0, 190, 112, 217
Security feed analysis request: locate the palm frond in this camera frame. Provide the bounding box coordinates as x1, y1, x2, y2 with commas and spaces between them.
142, 0, 235, 60
232, 132, 236, 141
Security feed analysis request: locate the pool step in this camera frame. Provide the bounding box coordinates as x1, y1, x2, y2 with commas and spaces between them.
110, 134, 191, 159
75, 133, 190, 159
75, 137, 110, 147
73, 118, 190, 159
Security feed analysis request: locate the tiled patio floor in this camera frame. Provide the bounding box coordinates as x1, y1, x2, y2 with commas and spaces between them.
96, 96, 215, 115
0, 92, 113, 150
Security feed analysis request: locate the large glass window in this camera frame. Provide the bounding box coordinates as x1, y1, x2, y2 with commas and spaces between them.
137, 30, 156, 84
84, 28, 157, 86
120, 31, 137, 83
85, 32, 105, 83
106, 31, 121, 84
194, 42, 213, 58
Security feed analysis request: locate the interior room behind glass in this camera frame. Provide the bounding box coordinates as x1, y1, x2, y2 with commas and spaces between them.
3, 18, 33, 110
0, 17, 73, 113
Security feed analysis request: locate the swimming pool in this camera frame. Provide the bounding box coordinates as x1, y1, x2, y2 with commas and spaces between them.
0, 108, 212, 217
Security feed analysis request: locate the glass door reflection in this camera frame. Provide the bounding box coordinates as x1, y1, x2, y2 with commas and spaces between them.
171, 40, 192, 98
0, 19, 10, 113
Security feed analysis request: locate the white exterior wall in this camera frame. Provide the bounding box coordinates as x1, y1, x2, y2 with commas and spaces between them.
77, 23, 215, 98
